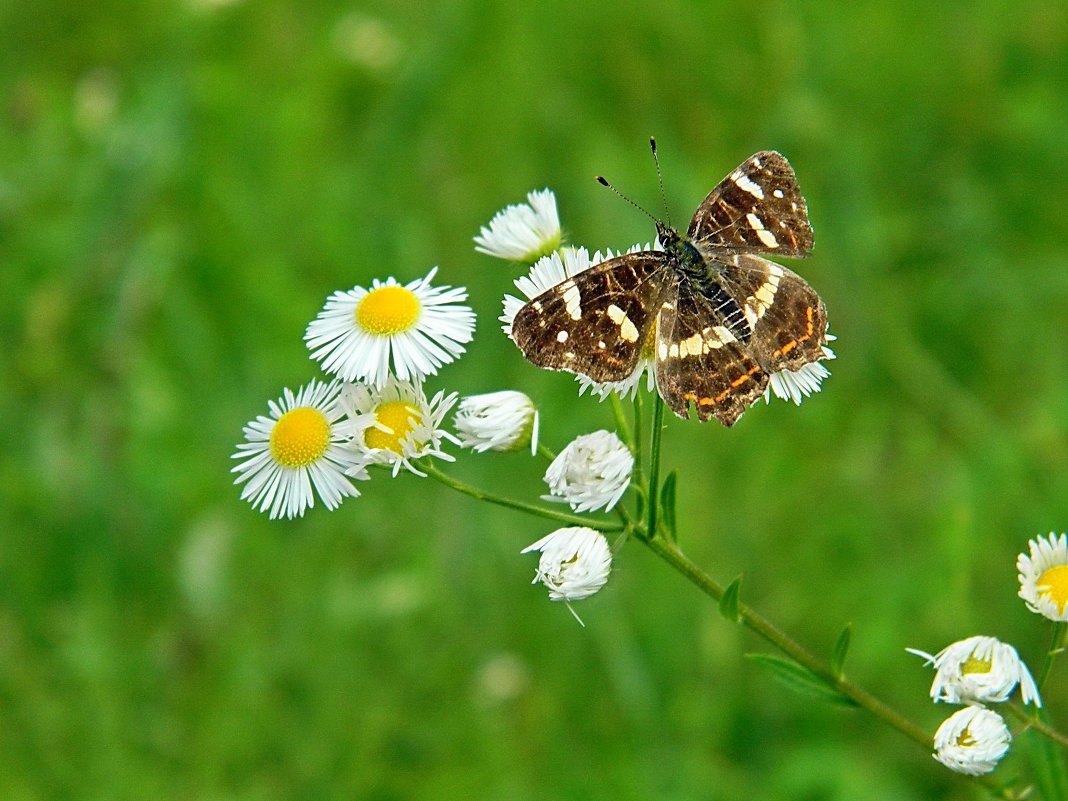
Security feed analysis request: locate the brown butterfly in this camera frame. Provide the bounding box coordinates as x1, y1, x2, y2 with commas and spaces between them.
511, 149, 828, 426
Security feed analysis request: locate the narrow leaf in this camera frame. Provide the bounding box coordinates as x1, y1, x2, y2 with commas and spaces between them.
747, 654, 857, 707
831, 624, 852, 680
719, 575, 742, 623
659, 470, 678, 541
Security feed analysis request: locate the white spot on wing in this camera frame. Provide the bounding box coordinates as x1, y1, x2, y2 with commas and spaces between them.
756, 228, 779, 249
561, 283, 582, 321
713, 325, 737, 344
732, 171, 765, 200
556, 330, 568, 343
607, 304, 639, 342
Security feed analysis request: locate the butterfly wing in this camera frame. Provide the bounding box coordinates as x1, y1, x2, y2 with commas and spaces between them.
715, 253, 829, 374
687, 151, 814, 258
512, 252, 673, 383
654, 277, 769, 426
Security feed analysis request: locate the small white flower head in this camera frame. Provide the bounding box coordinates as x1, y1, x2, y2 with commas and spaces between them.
908, 635, 1041, 707
763, 333, 836, 406
1017, 532, 1068, 622
475, 189, 562, 262
521, 526, 612, 602
932, 706, 1011, 776
341, 377, 459, 477
232, 379, 369, 519
305, 267, 475, 389
453, 390, 539, 454
543, 430, 633, 513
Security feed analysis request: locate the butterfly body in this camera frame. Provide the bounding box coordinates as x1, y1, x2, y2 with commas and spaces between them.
511, 151, 829, 427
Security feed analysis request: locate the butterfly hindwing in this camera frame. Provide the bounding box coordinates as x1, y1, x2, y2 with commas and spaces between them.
715, 253, 829, 374
687, 151, 814, 258
654, 278, 769, 426
512, 252, 672, 383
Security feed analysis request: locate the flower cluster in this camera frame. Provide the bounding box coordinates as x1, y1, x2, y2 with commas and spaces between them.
232, 267, 476, 518
908, 532, 1068, 776
234, 184, 835, 615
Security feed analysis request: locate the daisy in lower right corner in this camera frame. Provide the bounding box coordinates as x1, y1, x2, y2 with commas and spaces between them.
232, 379, 369, 519
1017, 532, 1068, 621
341, 377, 459, 477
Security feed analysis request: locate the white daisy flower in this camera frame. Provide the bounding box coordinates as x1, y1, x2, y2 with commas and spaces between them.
521, 526, 612, 602
232, 379, 369, 519
763, 334, 836, 405
932, 706, 1011, 776
908, 635, 1041, 707
341, 377, 459, 477
543, 430, 633, 513
305, 267, 475, 389
475, 188, 562, 261
453, 390, 539, 454
1017, 532, 1068, 622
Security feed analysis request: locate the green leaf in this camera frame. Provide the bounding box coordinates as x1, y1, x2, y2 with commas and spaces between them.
831, 625, 851, 680
719, 575, 742, 623
747, 654, 857, 707
659, 470, 677, 541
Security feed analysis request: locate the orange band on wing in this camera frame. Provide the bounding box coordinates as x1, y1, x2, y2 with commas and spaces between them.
771, 305, 816, 359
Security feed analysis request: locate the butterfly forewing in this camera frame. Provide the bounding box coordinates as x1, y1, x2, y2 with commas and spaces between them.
654, 278, 770, 426
512, 252, 673, 383
687, 151, 814, 258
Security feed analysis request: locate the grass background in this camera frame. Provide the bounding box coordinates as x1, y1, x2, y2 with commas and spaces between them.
2, 0, 1067, 798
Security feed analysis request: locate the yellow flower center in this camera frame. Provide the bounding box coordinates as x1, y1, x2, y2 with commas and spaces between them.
365, 400, 422, 453
270, 407, 330, 468
956, 726, 976, 748
960, 654, 992, 676
356, 285, 421, 335
1037, 565, 1068, 613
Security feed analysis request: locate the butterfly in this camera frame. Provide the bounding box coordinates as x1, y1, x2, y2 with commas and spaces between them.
510, 149, 829, 426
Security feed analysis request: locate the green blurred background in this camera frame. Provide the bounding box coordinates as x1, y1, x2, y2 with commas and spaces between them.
2, 0, 1067, 798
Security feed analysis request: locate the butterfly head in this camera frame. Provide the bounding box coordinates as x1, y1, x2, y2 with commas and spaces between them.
654, 220, 679, 248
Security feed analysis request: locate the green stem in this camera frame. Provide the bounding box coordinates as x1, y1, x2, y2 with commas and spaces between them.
1004, 703, 1068, 750
1037, 621, 1065, 690
645, 535, 930, 747
610, 393, 634, 452
423, 463, 623, 533
632, 391, 644, 479
645, 395, 665, 543
537, 443, 558, 462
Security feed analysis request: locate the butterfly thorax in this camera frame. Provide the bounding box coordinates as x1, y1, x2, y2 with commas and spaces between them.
656, 221, 752, 343
656, 222, 720, 287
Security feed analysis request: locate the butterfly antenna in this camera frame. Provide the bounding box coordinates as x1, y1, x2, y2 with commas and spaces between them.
649, 136, 672, 227
595, 175, 661, 227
